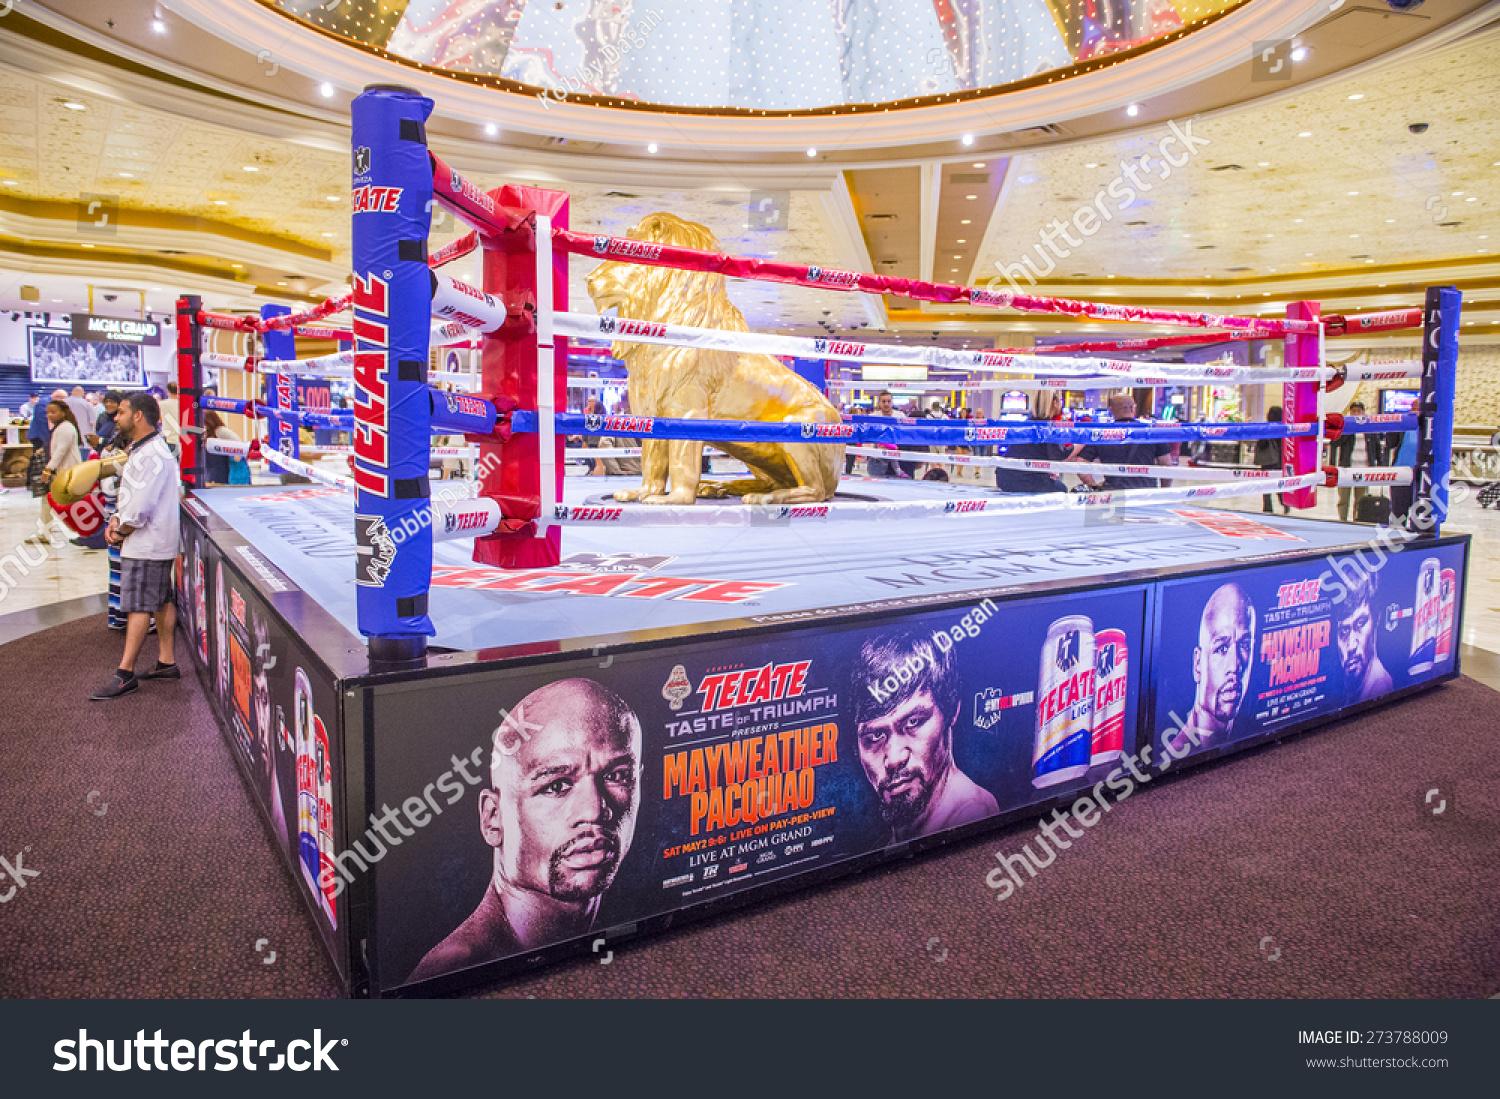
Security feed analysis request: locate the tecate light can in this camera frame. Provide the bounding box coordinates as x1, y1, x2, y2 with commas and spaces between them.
1091, 628, 1128, 765
294, 668, 320, 901
1033, 615, 1095, 788
1409, 557, 1440, 675
1436, 568, 1455, 664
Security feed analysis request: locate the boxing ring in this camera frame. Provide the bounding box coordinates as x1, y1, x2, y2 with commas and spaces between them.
169, 85, 1469, 997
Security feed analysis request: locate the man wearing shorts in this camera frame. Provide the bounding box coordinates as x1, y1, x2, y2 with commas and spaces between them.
92, 393, 181, 700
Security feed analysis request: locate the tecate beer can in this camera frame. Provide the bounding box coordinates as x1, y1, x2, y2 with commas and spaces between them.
1091, 628, 1128, 765
1033, 615, 1095, 788
294, 668, 320, 900
314, 716, 338, 928
1409, 557, 1440, 674
1436, 568, 1456, 664
194, 550, 207, 661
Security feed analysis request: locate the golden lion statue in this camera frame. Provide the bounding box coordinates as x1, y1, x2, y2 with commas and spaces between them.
585, 212, 844, 506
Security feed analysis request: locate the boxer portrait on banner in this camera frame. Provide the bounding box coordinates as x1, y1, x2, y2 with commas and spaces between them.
1334, 571, 1393, 703
408, 679, 642, 983
850, 628, 997, 845
1167, 582, 1256, 753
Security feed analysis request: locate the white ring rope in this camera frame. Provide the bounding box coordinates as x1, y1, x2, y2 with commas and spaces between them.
552, 312, 1334, 385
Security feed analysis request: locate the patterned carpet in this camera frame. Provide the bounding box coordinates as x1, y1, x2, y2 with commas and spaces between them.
2, 615, 1497, 999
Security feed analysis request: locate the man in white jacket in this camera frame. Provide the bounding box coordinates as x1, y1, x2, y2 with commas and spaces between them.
93, 392, 181, 700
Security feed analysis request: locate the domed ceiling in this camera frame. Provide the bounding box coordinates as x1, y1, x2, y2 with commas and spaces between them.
270, 0, 1244, 113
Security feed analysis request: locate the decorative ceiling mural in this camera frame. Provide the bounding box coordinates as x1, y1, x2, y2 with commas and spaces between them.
271, 0, 1242, 111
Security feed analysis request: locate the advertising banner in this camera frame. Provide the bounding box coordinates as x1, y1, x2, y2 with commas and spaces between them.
180, 516, 348, 978
1149, 542, 1465, 763
366, 585, 1148, 990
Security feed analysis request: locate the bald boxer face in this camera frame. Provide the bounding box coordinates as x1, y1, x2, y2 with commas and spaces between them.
1193, 587, 1255, 729
488, 692, 641, 904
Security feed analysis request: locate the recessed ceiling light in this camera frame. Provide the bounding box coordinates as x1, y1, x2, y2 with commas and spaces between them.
1347, 191, 1359, 196
806, 147, 817, 157
1085, 162, 1099, 168
950, 269, 958, 273
1481, 235, 1490, 240
1298, 131, 1312, 138
956, 239, 966, 244
277, 281, 287, 286
965, 194, 976, 200
960, 219, 971, 225
150, 286, 161, 291
961, 133, 975, 146
326, 195, 339, 201
213, 199, 227, 205
231, 263, 242, 268
52, 298, 62, 303
119, 172, 133, 178
319, 82, 335, 98
1126, 104, 1140, 117
321, 232, 333, 237
62, 101, 85, 111
243, 165, 259, 172
81, 243, 94, 248
152, 19, 167, 34
1350, 233, 1359, 238
1452, 191, 1464, 196
1, 180, 16, 185
1347, 93, 1364, 100
1293, 218, 1303, 223
1258, 161, 1270, 167
647, 142, 658, 154
971, 162, 985, 169
1385, 218, 1395, 223
1291, 46, 1309, 61
1467, 196, 1478, 202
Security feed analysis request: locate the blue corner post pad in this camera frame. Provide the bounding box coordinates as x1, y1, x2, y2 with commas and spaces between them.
1416, 285, 1460, 533
351, 85, 437, 643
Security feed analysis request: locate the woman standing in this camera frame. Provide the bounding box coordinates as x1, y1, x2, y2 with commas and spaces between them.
34, 399, 82, 540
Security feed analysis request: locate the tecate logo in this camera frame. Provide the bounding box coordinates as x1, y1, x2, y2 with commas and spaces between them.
944, 500, 987, 513
811, 339, 865, 357
804, 266, 861, 287
567, 507, 625, 521
351, 272, 392, 497
1090, 304, 1130, 320
969, 426, 1007, 441
1200, 427, 1230, 437
973, 351, 1016, 368
444, 509, 489, 532
601, 416, 652, 433
596, 238, 664, 261
800, 422, 854, 438
614, 319, 667, 338
450, 168, 496, 215
1092, 428, 1128, 442
1361, 472, 1399, 483
784, 505, 830, 517
350, 185, 402, 214
970, 288, 1011, 307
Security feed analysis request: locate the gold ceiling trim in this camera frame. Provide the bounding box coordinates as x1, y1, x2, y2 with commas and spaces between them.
0, 195, 333, 263
253, 0, 1254, 119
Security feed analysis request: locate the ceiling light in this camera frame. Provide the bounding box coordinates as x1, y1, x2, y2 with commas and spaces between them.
326, 195, 339, 201
1350, 233, 1359, 238
1126, 104, 1140, 117
956, 239, 966, 244
806, 147, 817, 157
971, 162, 985, 169
1347, 191, 1359, 196
319, 82, 335, 98
1347, 93, 1364, 100
961, 133, 975, 146
321, 232, 333, 237
277, 281, 287, 286
647, 142, 658, 154
1291, 46, 1309, 61
1293, 218, 1303, 223
1385, 218, 1395, 223
52, 298, 62, 303
81, 243, 94, 248
1452, 191, 1464, 196
213, 199, 227, 205
960, 219, 971, 224
119, 172, 133, 178
243, 165, 259, 172
152, 18, 167, 34
231, 263, 242, 268
1298, 131, 1312, 138
950, 269, 958, 273
1, 180, 16, 185
1085, 163, 1099, 168
965, 194, 976, 200
1258, 161, 1270, 167
149, 287, 161, 291
63, 101, 86, 111
1467, 196, 1478, 202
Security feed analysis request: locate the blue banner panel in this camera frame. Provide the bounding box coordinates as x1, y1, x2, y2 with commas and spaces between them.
350, 86, 435, 641
366, 584, 1148, 992
1416, 286, 1460, 529
1148, 541, 1465, 765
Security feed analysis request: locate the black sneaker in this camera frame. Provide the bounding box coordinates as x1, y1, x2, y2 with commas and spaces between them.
91, 673, 139, 700
140, 662, 181, 681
